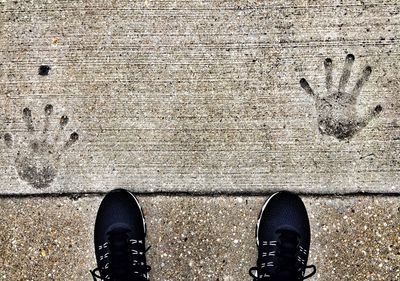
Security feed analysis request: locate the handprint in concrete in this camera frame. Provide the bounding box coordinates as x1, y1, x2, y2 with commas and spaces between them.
3, 105, 79, 188
300, 54, 382, 140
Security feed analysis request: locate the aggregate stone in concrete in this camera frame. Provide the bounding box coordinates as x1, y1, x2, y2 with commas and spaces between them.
1, 1, 400, 194
0, 195, 398, 280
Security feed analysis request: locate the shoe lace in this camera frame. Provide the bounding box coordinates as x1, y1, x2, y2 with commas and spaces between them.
90, 229, 151, 281
249, 229, 316, 280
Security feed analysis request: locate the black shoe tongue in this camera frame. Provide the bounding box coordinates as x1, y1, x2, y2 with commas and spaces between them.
274, 271, 297, 281
108, 231, 148, 281
109, 232, 133, 279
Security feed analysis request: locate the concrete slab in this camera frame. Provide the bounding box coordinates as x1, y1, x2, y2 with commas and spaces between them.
0, 1, 399, 194
0, 195, 398, 280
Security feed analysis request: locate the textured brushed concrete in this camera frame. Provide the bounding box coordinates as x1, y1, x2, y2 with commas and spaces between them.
0, 195, 398, 280
0, 0, 399, 194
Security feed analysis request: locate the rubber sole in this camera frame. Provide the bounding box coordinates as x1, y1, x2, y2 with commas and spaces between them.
255, 191, 281, 246
125, 189, 147, 237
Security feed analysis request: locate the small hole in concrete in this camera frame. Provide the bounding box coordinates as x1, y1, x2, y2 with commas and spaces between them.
38, 65, 51, 76
70, 132, 79, 142
45, 104, 53, 115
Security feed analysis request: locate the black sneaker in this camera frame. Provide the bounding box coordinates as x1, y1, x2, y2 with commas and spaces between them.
91, 189, 151, 281
249, 191, 316, 280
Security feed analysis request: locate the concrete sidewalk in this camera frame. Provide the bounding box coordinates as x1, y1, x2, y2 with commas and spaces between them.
0, 195, 398, 281
1, 0, 399, 194
0, 1, 399, 280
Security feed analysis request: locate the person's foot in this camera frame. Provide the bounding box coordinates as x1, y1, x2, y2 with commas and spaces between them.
249, 191, 316, 280
91, 189, 151, 281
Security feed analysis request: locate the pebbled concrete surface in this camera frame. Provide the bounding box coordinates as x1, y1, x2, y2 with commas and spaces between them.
0, 2, 398, 280
0, 195, 398, 280
0, 0, 400, 194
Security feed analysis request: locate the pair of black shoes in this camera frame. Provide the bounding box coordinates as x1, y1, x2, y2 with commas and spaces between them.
91, 189, 316, 281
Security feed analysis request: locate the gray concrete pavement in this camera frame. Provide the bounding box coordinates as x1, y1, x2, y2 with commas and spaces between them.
0, 1, 399, 280
0, 195, 398, 280
1, 0, 400, 194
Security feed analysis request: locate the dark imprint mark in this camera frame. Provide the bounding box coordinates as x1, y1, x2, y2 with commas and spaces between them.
45, 104, 53, 115
4, 133, 12, 148
300, 54, 382, 140
3, 104, 79, 189
43, 104, 54, 134
60, 115, 69, 128
23, 107, 34, 132
38, 65, 51, 76
65, 132, 79, 148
